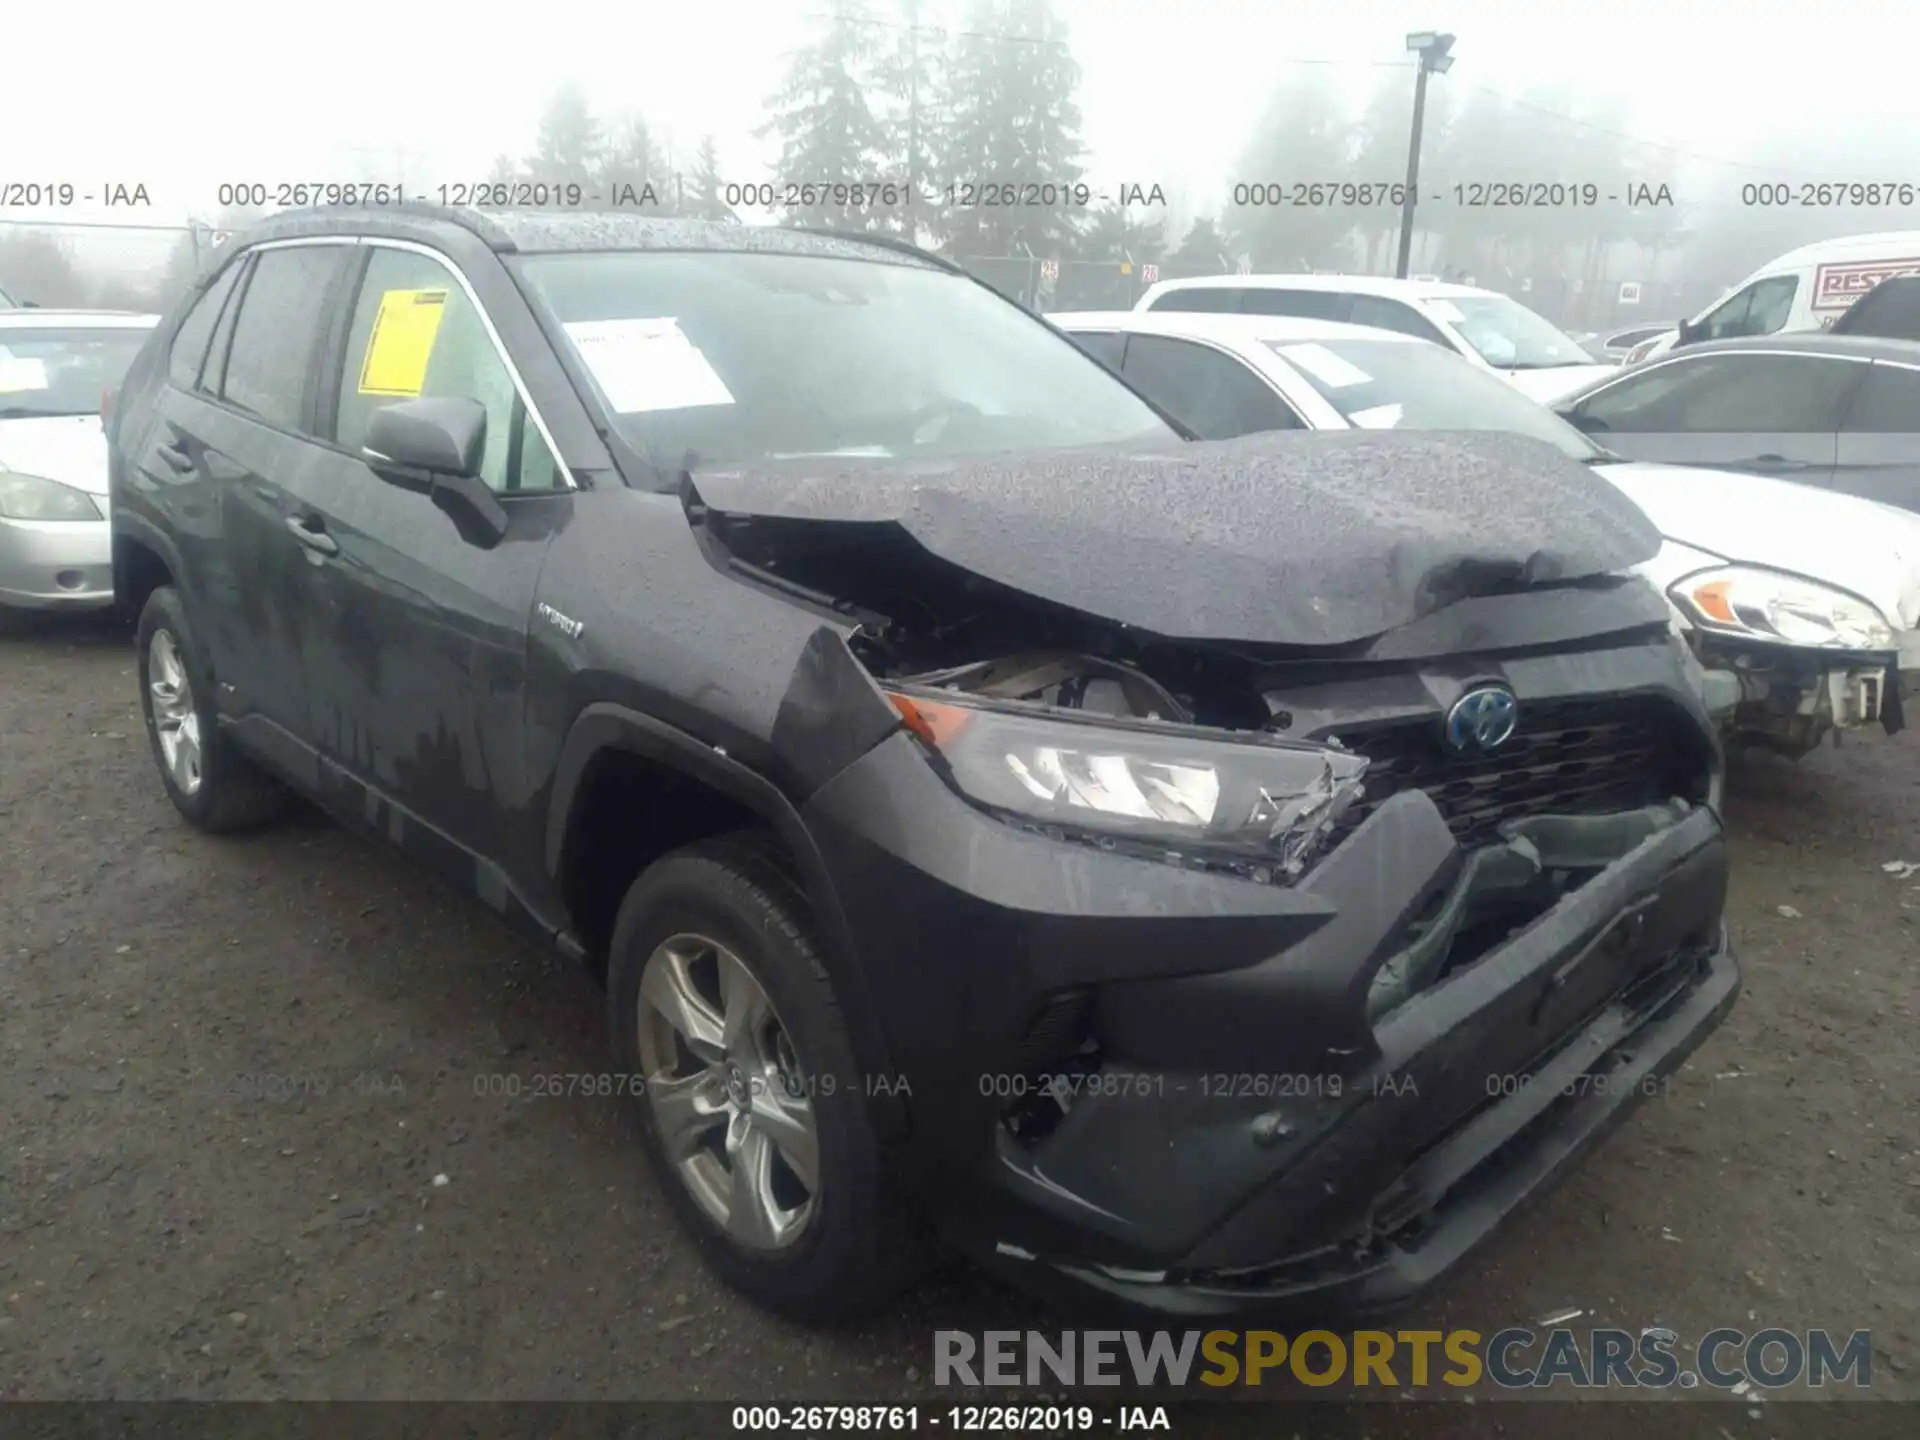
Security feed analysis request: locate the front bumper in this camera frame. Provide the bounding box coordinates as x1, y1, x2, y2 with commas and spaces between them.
1692, 630, 1918, 751
801, 659, 1736, 1318
0, 515, 113, 610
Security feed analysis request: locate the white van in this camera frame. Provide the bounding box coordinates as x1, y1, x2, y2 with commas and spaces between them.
1132, 273, 1617, 402
1627, 230, 1920, 363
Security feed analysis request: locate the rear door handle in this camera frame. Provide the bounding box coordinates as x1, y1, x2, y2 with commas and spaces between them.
285, 514, 339, 556
156, 440, 194, 473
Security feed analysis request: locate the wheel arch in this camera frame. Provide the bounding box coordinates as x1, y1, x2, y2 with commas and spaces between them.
545, 702, 903, 1136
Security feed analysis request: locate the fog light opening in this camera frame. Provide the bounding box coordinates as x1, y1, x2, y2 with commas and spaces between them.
55, 570, 86, 591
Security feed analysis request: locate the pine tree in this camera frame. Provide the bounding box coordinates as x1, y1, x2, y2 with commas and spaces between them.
1075, 202, 1165, 264
1166, 215, 1231, 277
599, 114, 673, 213
683, 136, 741, 223
873, 0, 947, 239
1227, 70, 1356, 272
934, 0, 1087, 260
758, 0, 891, 232
528, 84, 605, 188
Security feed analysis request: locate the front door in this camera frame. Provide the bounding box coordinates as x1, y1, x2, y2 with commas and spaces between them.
297, 242, 568, 888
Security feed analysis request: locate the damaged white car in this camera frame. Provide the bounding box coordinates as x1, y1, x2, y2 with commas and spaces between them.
1053, 310, 1920, 759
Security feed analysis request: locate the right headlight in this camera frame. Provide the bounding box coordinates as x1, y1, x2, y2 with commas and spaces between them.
1669, 565, 1895, 650
0, 470, 102, 522
886, 690, 1370, 881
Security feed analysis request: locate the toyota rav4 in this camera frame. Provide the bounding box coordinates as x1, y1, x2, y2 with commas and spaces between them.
107, 205, 1739, 1321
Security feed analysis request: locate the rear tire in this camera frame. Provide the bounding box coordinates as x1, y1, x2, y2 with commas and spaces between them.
136, 585, 287, 833
608, 833, 925, 1321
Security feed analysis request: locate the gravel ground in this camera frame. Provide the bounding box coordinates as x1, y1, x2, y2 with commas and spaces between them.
3, 611, 1917, 1420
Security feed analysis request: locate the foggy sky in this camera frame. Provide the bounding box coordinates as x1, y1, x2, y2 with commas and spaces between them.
9, 0, 1920, 229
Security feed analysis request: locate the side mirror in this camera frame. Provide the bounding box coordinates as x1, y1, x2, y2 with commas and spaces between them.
1674, 318, 1700, 348
363, 397, 508, 546
365, 397, 485, 477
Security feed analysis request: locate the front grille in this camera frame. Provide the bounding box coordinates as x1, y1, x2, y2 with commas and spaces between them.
1324, 695, 1707, 847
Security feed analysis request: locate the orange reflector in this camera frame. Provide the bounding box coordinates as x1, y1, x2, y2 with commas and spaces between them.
1690, 580, 1738, 625
887, 692, 974, 748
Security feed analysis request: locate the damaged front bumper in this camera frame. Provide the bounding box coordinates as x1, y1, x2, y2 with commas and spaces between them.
800, 677, 1738, 1319
1690, 630, 1919, 757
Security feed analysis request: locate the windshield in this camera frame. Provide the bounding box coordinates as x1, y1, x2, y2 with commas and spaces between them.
1264, 335, 1602, 462
0, 326, 151, 418
516, 250, 1172, 466
1429, 294, 1594, 370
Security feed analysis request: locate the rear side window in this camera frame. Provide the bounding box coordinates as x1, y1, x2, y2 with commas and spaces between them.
1840, 363, 1920, 432
1148, 288, 1242, 314
220, 245, 350, 432
1238, 289, 1353, 322
166, 261, 242, 391
1349, 295, 1448, 343
1067, 330, 1126, 369
1119, 334, 1303, 439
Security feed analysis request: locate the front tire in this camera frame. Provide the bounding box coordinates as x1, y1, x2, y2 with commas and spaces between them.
136, 585, 287, 832
608, 835, 923, 1321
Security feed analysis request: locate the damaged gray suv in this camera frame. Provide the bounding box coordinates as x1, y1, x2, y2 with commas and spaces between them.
108, 205, 1738, 1321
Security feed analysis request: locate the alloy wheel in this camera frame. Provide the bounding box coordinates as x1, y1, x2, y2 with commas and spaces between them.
148, 629, 203, 796
636, 933, 820, 1249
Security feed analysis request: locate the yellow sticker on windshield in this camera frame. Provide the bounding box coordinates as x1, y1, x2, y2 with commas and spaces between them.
357, 288, 449, 397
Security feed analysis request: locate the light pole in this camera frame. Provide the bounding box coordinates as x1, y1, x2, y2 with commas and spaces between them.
1394, 30, 1455, 280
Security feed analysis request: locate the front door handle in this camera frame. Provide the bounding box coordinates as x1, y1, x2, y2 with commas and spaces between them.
1753, 453, 1810, 470
155, 440, 194, 473
285, 514, 339, 556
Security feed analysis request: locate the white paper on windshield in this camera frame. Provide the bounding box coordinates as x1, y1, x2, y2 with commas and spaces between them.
1278, 343, 1373, 389
0, 356, 49, 393
1348, 403, 1404, 430
1424, 299, 1465, 323
563, 317, 735, 413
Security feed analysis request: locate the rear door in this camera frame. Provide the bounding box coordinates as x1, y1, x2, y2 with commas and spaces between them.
297, 239, 568, 882
1560, 350, 1862, 483
1831, 358, 1920, 512
125, 239, 356, 785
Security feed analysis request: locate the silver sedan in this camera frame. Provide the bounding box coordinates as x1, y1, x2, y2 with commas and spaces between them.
0, 311, 157, 627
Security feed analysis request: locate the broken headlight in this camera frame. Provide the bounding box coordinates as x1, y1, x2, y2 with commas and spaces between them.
1670, 566, 1894, 651
887, 691, 1369, 878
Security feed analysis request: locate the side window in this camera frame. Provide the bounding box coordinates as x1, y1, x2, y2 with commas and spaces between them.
334, 247, 562, 493
220, 246, 350, 431
1840, 363, 1920, 433
1119, 334, 1303, 440
167, 261, 242, 391
1576, 354, 1857, 434
1148, 288, 1242, 314
1697, 275, 1798, 342
1236, 289, 1352, 321
200, 256, 252, 399
1066, 330, 1126, 369
1350, 295, 1448, 344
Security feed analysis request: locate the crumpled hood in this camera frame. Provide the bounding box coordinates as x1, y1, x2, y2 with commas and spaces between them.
694, 430, 1661, 647
1499, 364, 1619, 403
1596, 460, 1920, 631
0, 415, 108, 495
